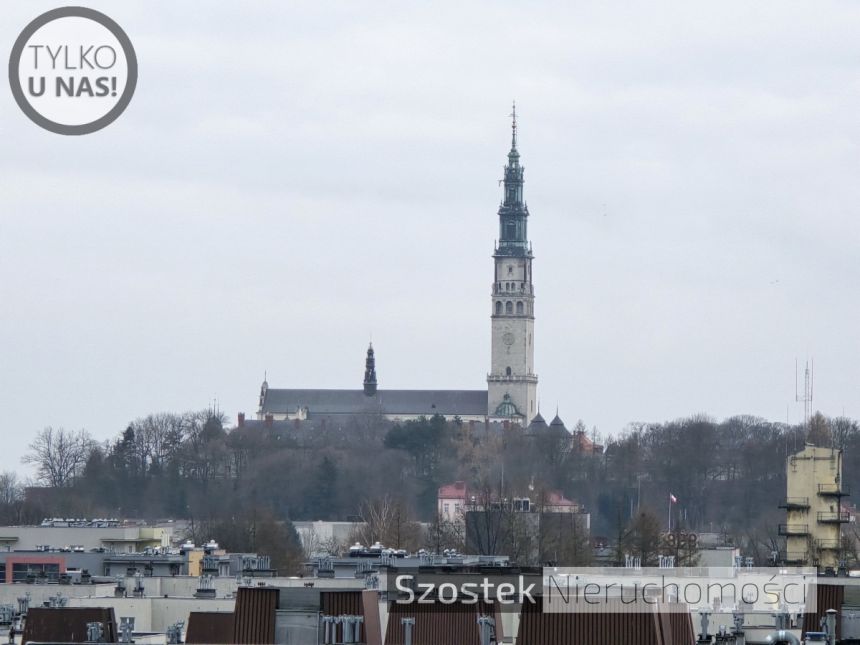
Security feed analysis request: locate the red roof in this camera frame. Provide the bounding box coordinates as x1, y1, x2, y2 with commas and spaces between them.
545, 491, 577, 507
438, 481, 468, 499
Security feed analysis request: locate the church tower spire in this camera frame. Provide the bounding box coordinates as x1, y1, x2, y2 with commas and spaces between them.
497, 102, 529, 255
488, 103, 538, 422
363, 343, 378, 396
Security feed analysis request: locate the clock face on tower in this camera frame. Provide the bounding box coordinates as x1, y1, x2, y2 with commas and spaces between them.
503, 331, 515, 346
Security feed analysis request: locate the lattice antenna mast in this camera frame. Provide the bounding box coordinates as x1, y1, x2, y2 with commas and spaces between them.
795, 358, 814, 427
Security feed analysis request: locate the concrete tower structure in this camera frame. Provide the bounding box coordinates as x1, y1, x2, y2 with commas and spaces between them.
781, 444, 849, 570
488, 104, 537, 422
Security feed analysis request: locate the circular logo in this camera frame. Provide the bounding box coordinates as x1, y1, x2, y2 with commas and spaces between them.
8, 7, 138, 135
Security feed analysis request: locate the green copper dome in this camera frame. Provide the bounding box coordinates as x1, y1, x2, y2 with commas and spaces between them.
494, 393, 519, 418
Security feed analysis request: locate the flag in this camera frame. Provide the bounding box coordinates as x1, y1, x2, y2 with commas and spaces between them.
669, 493, 678, 504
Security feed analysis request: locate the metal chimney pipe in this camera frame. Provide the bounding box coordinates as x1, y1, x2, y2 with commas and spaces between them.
401, 617, 415, 645
825, 608, 837, 645
341, 616, 350, 643
320, 616, 333, 644
331, 615, 338, 645
477, 615, 495, 645
698, 610, 711, 641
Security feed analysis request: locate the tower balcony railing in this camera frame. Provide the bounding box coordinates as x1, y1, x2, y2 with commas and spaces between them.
492, 287, 534, 297
818, 483, 850, 497
778, 524, 809, 536
487, 373, 538, 383
779, 497, 810, 510
817, 511, 851, 523
816, 538, 842, 550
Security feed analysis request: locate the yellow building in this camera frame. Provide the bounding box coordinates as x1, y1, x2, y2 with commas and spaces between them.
781, 444, 848, 570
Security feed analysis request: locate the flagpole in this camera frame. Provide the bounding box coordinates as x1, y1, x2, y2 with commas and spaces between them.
668, 495, 671, 532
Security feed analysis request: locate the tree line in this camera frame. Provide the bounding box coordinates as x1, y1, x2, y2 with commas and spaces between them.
8, 409, 859, 568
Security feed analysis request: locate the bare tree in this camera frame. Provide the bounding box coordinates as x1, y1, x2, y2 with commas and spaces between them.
425, 512, 465, 553
807, 411, 832, 447
0, 472, 22, 506
465, 481, 506, 556
621, 511, 663, 567
179, 411, 230, 483
129, 412, 186, 474
299, 525, 345, 558
0, 472, 24, 524
464, 480, 535, 563
350, 496, 421, 550
22, 427, 95, 488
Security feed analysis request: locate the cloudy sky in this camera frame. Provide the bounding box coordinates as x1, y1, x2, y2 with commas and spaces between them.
1, 1, 859, 471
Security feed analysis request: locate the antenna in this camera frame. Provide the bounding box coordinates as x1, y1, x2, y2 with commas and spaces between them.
795, 358, 814, 428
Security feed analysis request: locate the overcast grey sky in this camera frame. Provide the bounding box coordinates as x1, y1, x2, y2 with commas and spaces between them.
2, 1, 859, 472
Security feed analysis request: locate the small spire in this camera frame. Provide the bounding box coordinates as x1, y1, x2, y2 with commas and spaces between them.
364, 343, 378, 396
509, 100, 518, 150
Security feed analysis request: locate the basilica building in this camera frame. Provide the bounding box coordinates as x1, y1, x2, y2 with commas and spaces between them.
256, 109, 539, 425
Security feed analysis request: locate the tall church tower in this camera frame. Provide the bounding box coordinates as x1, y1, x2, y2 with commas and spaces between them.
488, 104, 537, 421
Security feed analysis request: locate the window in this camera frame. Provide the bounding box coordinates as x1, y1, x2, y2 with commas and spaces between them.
508, 266, 513, 275
495, 301, 502, 315
505, 301, 513, 314
506, 367, 512, 376
12, 562, 59, 583
516, 302, 524, 315
444, 503, 450, 515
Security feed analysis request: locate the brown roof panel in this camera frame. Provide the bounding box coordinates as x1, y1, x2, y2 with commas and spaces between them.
516, 598, 694, 645
384, 601, 493, 645
321, 591, 362, 616
804, 583, 844, 642
23, 607, 117, 644
185, 611, 234, 645
321, 591, 365, 643
233, 586, 279, 644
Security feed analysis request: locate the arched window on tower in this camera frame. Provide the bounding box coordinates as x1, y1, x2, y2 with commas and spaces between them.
516, 302, 524, 315
506, 366, 512, 376
505, 301, 513, 315
495, 301, 502, 315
